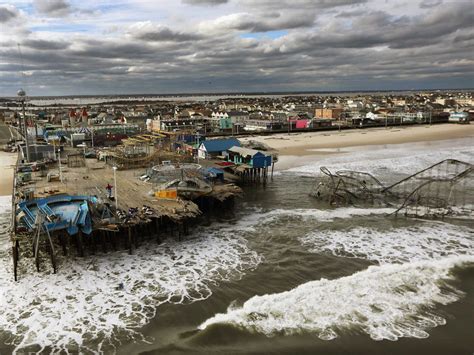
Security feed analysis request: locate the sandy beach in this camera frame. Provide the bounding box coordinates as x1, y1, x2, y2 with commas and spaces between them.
0, 152, 17, 196
241, 124, 474, 156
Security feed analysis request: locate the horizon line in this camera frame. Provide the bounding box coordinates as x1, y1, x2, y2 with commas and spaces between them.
1, 87, 473, 99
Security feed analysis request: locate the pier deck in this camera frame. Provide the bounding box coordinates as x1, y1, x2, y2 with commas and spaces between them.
11, 146, 243, 280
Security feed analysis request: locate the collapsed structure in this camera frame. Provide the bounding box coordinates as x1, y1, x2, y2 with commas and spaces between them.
311, 159, 474, 219
10, 131, 250, 281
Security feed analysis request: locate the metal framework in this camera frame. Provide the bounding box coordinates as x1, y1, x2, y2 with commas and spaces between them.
311, 159, 474, 218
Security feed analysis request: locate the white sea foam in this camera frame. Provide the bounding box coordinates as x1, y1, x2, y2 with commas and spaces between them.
256, 207, 394, 223
0, 195, 12, 241
0, 220, 261, 353
287, 141, 474, 177
0, 205, 397, 353
200, 256, 474, 341
300, 223, 474, 264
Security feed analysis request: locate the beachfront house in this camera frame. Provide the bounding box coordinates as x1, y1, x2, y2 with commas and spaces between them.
198, 138, 241, 160
227, 146, 272, 168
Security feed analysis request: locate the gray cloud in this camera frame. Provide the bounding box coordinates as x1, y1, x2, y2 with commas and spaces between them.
200, 11, 316, 33
239, 0, 368, 10
23, 39, 70, 50
420, 0, 443, 8
0, 6, 19, 23
132, 26, 203, 42
1, 0, 473, 95
182, 0, 229, 5
34, 0, 71, 17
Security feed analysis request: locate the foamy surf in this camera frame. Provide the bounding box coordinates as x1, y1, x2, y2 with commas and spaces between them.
255, 207, 394, 224
286, 142, 474, 177
199, 256, 474, 341
0, 195, 11, 244
300, 222, 474, 264
0, 221, 261, 353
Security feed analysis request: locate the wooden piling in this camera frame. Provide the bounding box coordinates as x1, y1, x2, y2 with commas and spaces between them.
127, 226, 133, 255
101, 230, 107, 253
77, 230, 84, 257
12, 240, 19, 282
60, 231, 67, 256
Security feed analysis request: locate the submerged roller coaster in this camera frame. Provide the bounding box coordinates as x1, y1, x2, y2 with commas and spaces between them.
311, 159, 474, 219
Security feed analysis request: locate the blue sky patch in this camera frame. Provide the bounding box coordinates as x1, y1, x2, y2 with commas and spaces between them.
240, 30, 288, 40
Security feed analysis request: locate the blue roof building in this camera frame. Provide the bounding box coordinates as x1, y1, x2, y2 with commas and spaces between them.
198, 138, 241, 159
227, 146, 272, 168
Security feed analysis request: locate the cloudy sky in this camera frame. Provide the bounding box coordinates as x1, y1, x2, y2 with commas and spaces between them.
0, 0, 473, 96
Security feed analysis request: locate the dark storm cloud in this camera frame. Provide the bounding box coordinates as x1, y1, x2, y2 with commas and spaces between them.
133, 26, 203, 42
1, 0, 473, 95
34, 0, 71, 17
23, 39, 70, 50
182, 0, 229, 5
336, 9, 366, 17
0, 6, 18, 23
419, 0, 443, 8
201, 10, 316, 33
239, 0, 368, 9
235, 12, 315, 32
278, 3, 474, 51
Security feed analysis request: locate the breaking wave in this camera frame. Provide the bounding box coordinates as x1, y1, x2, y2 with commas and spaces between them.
253, 207, 394, 224
199, 256, 474, 341
300, 223, 474, 264
0, 218, 261, 353
287, 141, 474, 177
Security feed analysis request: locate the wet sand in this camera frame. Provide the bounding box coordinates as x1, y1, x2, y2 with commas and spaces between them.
0, 153, 16, 196
242, 124, 474, 156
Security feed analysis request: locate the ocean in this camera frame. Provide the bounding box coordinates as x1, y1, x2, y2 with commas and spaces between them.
0, 138, 473, 354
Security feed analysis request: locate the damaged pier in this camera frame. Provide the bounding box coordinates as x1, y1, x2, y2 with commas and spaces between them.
11, 147, 243, 281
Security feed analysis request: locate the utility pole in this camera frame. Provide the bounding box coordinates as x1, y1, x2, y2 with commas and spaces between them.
17, 89, 30, 162
58, 149, 63, 182
113, 166, 118, 210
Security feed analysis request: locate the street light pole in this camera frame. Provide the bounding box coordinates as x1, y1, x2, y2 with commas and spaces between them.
17, 89, 30, 162
58, 149, 63, 182
113, 166, 118, 210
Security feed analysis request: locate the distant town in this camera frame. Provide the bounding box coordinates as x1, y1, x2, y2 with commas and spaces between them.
1, 90, 472, 149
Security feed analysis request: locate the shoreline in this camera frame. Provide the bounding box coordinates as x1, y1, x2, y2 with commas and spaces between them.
242, 123, 474, 156
0, 152, 17, 197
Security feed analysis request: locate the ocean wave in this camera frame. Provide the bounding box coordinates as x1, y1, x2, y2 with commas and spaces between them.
286, 142, 474, 177
300, 222, 474, 264
257, 207, 394, 223
199, 256, 474, 341
0, 221, 261, 353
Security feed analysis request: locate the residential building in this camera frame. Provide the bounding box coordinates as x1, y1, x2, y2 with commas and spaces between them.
314, 108, 343, 119
198, 138, 241, 160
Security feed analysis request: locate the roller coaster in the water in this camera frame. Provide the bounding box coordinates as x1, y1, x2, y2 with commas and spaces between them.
311, 159, 474, 219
